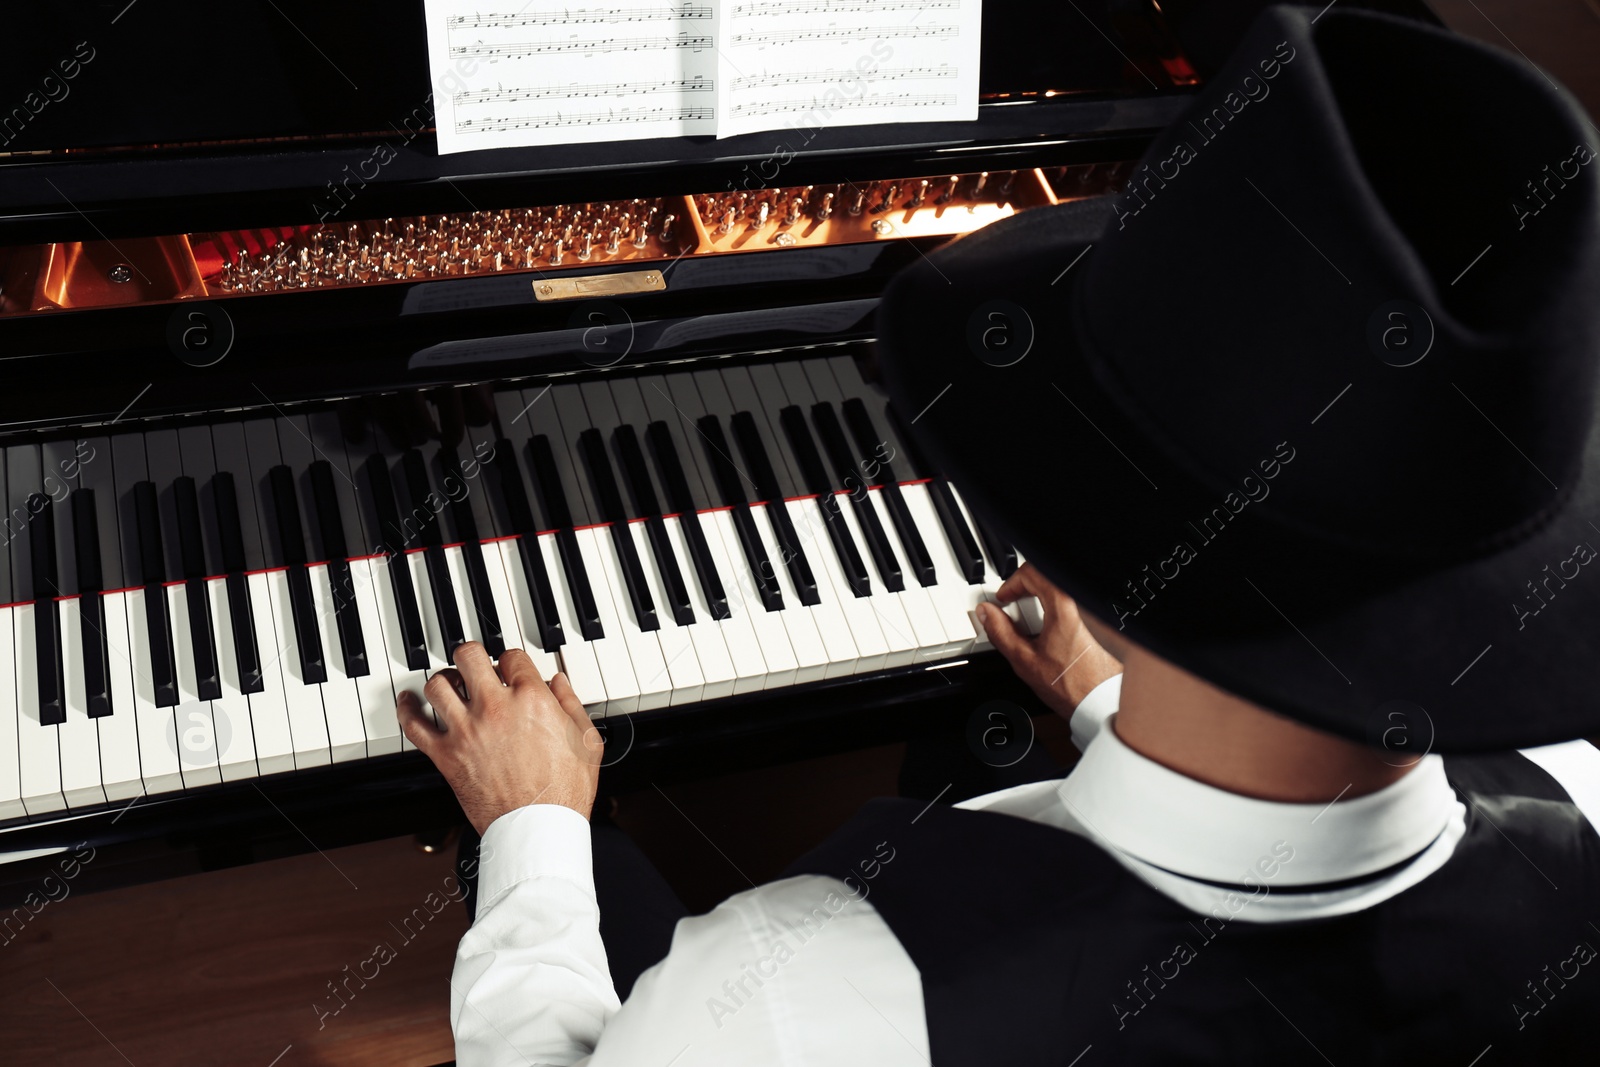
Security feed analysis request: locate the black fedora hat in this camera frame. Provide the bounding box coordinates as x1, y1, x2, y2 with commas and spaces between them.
875, 4, 1600, 751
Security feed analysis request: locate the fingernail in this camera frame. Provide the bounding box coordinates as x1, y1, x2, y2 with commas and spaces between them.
973, 603, 989, 630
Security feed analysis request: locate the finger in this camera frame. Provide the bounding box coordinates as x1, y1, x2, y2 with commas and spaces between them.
497, 647, 545, 690
995, 562, 1062, 606
397, 690, 442, 756
548, 672, 592, 732
425, 668, 470, 723
977, 601, 1036, 668
450, 641, 502, 698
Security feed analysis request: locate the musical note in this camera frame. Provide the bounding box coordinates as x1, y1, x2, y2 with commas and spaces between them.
726, 93, 955, 118
459, 105, 716, 131
451, 33, 713, 57
449, 3, 712, 27
457, 75, 713, 105
728, 64, 955, 91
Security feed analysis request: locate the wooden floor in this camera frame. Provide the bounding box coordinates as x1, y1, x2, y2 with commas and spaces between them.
6, 3, 1598, 1064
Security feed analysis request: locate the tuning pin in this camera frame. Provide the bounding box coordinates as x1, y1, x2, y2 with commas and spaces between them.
848, 188, 866, 216
606, 228, 621, 255
873, 183, 899, 214
659, 213, 676, 243
633, 225, 648, 249
579, 232, 593, 261
908, 180, 928, 209
784, 197, 802, 226
551, 240, 565, 266
719, 208, 735, 235
524, 246, 537, 269
754, 201, 770, 228
938, 175, 959, 204
998, 170, 1016, 197
971, 171, 988, 198
817, 192, 834, 221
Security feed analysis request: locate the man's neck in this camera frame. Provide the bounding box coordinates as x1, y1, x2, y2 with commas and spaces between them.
1110, 646, 1416, 803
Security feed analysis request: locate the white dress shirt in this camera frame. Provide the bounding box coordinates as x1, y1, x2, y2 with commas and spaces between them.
450, 676, 1600, 1066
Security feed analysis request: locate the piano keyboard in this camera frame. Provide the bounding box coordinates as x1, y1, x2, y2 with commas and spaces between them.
0, 355, 1035, 821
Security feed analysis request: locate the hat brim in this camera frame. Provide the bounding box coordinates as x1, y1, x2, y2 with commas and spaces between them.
876, 197, 1600, 752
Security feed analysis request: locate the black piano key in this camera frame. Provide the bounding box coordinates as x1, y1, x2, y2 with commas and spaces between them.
212, 472, 264, 694
174, 476, 223, 700
972, 514, 1020, 580
438, 449, 505, 656
812, 402, 904, 593
268, 465, 327, 684
28, 494, 67, 726
364, 455, 429, 670
580, 429, 659, 633
841, 398, 936, 588
528, 435, 604, 641
781, 406, 871, 598
647, 421, 729, 621
616, 426, 695, 626
134, 480, 180, 707
697, 415, 783, 612
884, 404, 986, 584
310, 462, 371, 677
71, 490, 113, 717
399, 452, 465, 654
400, 450, 467, 655
731, 412, 819, 606
488, 440, 564, 652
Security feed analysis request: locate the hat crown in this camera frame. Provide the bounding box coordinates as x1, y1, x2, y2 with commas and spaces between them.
1078, 6, 1600, 557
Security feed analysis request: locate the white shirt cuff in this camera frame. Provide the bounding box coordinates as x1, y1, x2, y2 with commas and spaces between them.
1070, 673, 1123, 752
475, 803, 595, 917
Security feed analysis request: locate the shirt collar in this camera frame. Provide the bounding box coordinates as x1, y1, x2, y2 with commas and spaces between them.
1057, 713, 1458, 888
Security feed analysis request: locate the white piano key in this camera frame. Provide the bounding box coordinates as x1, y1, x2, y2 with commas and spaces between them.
16, 604, 67, 814
407, 550, 449, 668
665, 514, 756, 698
575, 527, 650, 713
748, 504, 830, 684
57, 600, 106, 808
263, 570, 331, 769
370, 552, 429, 753
780, 499, 862, 679
490, 539, 560, 680
1012, 548, 1045, 635
0, 609, 28, 820
901, 484, 979, 658
204, 578, 261, 783
308, 564, 368, 763
860, 489, 950, 659
97, 592, 145, 801
947, 485, 1021, 647
832, 495, 920, 669
126, 589, 184, 796
444, 545, 488, 651
626, 520, 706, 705
243, 572, 297, 776
347, 558, 402, 757
706, 508, 797, 691
789, 499, 889, 677
534, 532, 608, 711
167, 584, 222, 787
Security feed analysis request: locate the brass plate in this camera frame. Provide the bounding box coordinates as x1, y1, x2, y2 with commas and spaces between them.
532, 269, 666, 302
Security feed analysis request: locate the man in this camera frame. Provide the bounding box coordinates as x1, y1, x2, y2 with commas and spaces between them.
402, 6, 1600, 1064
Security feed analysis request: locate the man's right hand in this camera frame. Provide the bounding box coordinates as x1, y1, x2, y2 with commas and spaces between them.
975, 563, 1123, 718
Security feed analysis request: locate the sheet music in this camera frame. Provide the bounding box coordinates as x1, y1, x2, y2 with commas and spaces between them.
422, 0, 981, 152
714, 0, 981, 139
425, 1, 719, 153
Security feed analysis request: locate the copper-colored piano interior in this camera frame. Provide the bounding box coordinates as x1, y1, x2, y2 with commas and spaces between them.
0, 163, 1132, 317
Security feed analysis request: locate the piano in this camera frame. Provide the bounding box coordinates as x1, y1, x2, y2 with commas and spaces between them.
0, 0, 1435, 904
